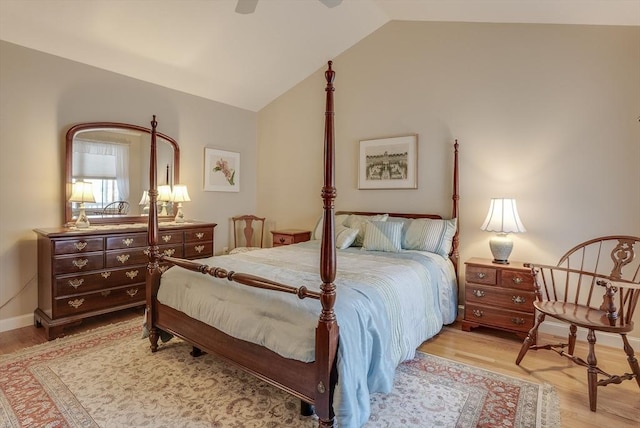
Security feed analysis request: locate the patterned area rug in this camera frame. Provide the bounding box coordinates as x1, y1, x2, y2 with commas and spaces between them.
0, 319, 560, 427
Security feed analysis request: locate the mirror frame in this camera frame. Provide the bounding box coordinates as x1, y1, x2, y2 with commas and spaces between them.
64, 121, 180, 225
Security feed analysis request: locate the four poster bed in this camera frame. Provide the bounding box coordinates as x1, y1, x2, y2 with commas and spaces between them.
145, 61, 460, 428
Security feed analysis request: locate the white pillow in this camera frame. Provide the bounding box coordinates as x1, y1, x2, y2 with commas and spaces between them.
403, 218, 457, 258
335, 224, 359, 249
345, 213, 389, 247
313, 213, 349, 240
362, 221, 403, 252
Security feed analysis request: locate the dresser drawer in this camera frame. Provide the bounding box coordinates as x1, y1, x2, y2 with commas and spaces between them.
54, 265, 147, 297
106, 248, 149, 267
185, 242, 213, 258
465, 303, 534, 333
465, 284, 535, 313
466, 265, 497, 285
53, 253, 104, 274
106, 233, 147, 250
53, 237, 103, 255
184, 228, 214, 242
53, 284, 145, 317
158, 231, 183, 245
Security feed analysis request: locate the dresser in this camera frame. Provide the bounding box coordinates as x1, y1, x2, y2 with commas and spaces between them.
271, 229, 311, 247
461, 257, 536, 342
33, 221, 216, 340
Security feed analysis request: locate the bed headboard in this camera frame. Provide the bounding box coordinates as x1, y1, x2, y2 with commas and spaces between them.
335, 140, 460, 276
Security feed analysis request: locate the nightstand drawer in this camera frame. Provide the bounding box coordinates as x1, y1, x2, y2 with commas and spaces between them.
501, 269, 534, 290
465, 284, 535, 312
465, 303, 534, 333
271, 229, 311, 247
466, 265, 497, 285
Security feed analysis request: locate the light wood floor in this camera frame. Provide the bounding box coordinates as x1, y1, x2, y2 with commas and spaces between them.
1, 310, 639, 427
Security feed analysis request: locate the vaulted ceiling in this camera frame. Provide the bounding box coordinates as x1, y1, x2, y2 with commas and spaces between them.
1, 0, 638, 111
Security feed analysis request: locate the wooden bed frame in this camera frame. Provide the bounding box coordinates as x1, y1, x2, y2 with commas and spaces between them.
145, 61, 460, 428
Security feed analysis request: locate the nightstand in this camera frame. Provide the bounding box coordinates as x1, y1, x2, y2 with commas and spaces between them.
271, 229, 311, 247
461, 257, 536, 342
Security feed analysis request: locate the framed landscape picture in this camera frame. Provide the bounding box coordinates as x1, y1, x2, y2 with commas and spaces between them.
358, 135, 418, 189
204, 148, 240, 192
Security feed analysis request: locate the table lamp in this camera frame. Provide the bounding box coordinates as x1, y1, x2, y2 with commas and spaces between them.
69, 181, 96, 229
480, 198, 526, 264
171, 184, 191, 223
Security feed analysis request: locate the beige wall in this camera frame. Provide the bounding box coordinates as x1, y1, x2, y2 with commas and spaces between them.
257, 22, 640, 337
0, 41, 257, 330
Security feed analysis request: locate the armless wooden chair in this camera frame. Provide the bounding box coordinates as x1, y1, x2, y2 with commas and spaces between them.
515, 235, 640, 411
229, 215, 266, 255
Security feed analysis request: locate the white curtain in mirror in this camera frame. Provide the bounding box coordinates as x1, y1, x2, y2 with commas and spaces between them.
73, 140, 130, 201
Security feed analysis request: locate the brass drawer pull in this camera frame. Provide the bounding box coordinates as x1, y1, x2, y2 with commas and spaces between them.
512, 295, 526, 304
74, 241, 87, 251
116, 254, 130, 264
126, 270, 139, 279
101, 272, 112, 279
472, 309, 483, 318
68, 298, 84, 308
476, 272, 486, 279
162, 235, 172, 243
163, 248, 175, 256
67, 278, 84, 289
512, 276, 524, 284
143, 249, 150, 256
101, 290, 111, 297
122, 238, 134, 247
194, 245, 205, 253
126, 288, 138, 297
196, 232, 204, 239
511, 317, 526, 325
472, 289, 485, 298
72, 258, 88, 269
279, 237, 286, 243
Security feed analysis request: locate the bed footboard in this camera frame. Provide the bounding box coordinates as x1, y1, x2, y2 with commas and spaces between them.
146, 61, 340, 427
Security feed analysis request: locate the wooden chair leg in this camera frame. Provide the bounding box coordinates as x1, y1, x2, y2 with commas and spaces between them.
516, 312, 545, 365
621, 334, 640, 388
568, 324, 577, 355
586, 329, 598, 412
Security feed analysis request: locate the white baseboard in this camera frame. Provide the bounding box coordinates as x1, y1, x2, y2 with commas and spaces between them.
0, 313, 34, 333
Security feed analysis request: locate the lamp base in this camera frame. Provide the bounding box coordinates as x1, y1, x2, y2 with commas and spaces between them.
174, 204, 185, 223
489, 233, 513, 265
74, 206, 91, 229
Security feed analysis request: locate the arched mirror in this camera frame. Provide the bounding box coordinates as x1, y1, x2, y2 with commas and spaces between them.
64, 122, 180, 225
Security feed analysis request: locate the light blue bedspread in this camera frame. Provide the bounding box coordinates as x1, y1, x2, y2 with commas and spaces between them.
157, 240, 457, 427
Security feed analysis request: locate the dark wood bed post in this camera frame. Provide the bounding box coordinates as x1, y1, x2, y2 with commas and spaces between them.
451, 139, 460, 275
315, 60, 339, 428
146, 115, 161, 352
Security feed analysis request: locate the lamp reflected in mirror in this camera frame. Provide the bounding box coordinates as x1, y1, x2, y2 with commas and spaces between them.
171, 185, 191, 223
69, 181, 96, 229
157, 185, 172, 216
139, 190, 150, 215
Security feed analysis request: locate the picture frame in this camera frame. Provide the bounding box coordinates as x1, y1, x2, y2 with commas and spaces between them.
204, 147, 240, 192
358, 134, 418, 190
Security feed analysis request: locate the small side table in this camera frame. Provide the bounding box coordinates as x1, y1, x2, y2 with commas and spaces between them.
271, 229, 311, 247
461, 257, 537, 342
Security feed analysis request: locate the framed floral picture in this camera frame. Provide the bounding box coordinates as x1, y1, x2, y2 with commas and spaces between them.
358, 134, 418, 189
204, 148, 240, 192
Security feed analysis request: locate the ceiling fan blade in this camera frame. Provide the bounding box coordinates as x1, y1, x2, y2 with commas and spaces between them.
318, 0, 343, 8
235, 0, 258, 14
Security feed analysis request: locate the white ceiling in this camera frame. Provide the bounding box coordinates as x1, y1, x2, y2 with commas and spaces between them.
1, 0, 638, 112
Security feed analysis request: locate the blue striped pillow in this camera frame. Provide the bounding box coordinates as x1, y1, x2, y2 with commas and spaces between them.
362, 221, 403, 252
403, 218, 457, 257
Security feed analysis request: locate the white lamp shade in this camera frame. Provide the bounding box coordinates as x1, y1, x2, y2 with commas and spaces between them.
139, 190, 149, 205
157, 185, 173, 202
171, 185, 191, 202
481, 198, 526, 233
69, 181, 96, 203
